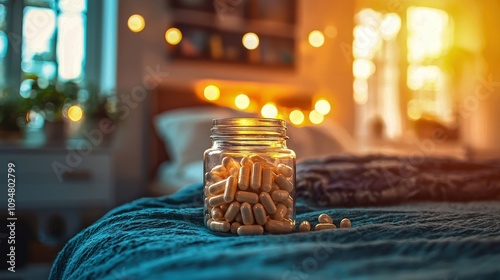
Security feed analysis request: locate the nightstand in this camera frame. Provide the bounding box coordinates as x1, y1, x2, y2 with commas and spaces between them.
0, 132, 115, 245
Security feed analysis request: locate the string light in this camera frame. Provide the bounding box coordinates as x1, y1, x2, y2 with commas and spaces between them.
165, 27, 182, 45
242, 32, 259, 50
261, 103, 278, 118
127, 14, 145, 33
68, 105, 83, 122
309, 110, 324, 124
314, 99, 331, 115
234, 93, 250, 110
308, 30, 325, 47
203, 85, 220, 101
289, 110, 305, 125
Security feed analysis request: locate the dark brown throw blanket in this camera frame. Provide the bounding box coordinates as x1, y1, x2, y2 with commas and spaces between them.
296, 154, 500, 206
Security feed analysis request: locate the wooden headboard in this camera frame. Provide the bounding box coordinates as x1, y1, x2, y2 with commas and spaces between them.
149, 82, 214, 180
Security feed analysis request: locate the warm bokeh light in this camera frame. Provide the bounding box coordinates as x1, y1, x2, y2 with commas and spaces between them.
68, 105, 83, 122
353, 59, 376, 79
308, 30, 325, 47
324, 25, 337, 39
234, 93, 250, 110
242, 32, 259, 50
314, 99, 331, 115
165, 27, 182, 45
309, 110, 324, 124
407, 100, 422, 120
127, 14, 145, 33
203, 85, 220, 101
261, 103, 278, 118
353, 79, 369, 105
289, 110, 305, 125
380, 13, 401, 40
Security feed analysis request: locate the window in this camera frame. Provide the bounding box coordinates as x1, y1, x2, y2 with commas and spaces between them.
0, 0, 8, 90
21, 0, 86, 83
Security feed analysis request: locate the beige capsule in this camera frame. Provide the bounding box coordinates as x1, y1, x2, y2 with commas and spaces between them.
238, 164, 251, 190
275, 174, 294, 192
211, 207, 224, 220
206, 218, 214, 228
315, 223, 337, 231
230, 222, 241, 234
265, 220, 294, 233
237, 225, 264, 236
259, 192, 277, 214
223, 175, 237, 203
208, 179, 227, 195
270, 182, 280, 193
271, 204, 287, 220
208, 194, 226, 207
282, 196, 294, 209
240, 156, 253, 167
271, 190, 289, 201
220, 203, 229, 212
205, 172, 224, 184
299, 221, 311, 232
318, 213, 333, 224
250, 162, 262, 190
340, 218, 352, 228
240, 202, 254, 225
261, 168, 273, 192
252, 203, 268, 225
235, 191, 259, 204
277, 163, 293, 177
235, 213, 243, 224
285, 207, 293, 219
250, 155, 279, 173
224, 201, 241, 222
211, 165, 227, 178
228, 167, 239, 177
210, 221, 230, 232
222, 156, 240, 169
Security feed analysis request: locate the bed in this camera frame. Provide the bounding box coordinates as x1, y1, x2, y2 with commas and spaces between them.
50, 84, 500, 279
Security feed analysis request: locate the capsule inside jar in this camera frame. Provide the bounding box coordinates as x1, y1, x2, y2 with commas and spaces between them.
204, 155, 295, 235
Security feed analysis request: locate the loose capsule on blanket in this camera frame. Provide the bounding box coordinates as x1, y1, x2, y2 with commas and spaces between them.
211, 207, 224, 220
223, 175, 237, 202
208, 179, 227, 195
230, 222, 241, 234
238, 164, 251, 190
315, 223, 337, 231
278, 163, 293, 177
240, 202, 254, 225
271, 204, 287, 220
237, 225, 264, 236
265, 220, 294, 233
259, 192, 277, 214
340, 218, 352, 228
275, 174, 294, 192
235, 191, 259, 204
250, 162, 262, 190
224, 201, 241, 222
318, 213, 333, 224
271, 190, 289, 201
253, 203, 268, 225
261, 168, 273, 192
210, 221, 230, 232
299, 221, 311, 232
205, 172, 223, 184
208, 194, 226, 207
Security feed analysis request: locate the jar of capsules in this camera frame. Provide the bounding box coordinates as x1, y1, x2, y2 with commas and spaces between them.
204, 118, 296, 235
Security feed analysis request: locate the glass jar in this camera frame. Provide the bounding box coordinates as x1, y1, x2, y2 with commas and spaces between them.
204, 118, 296, 235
